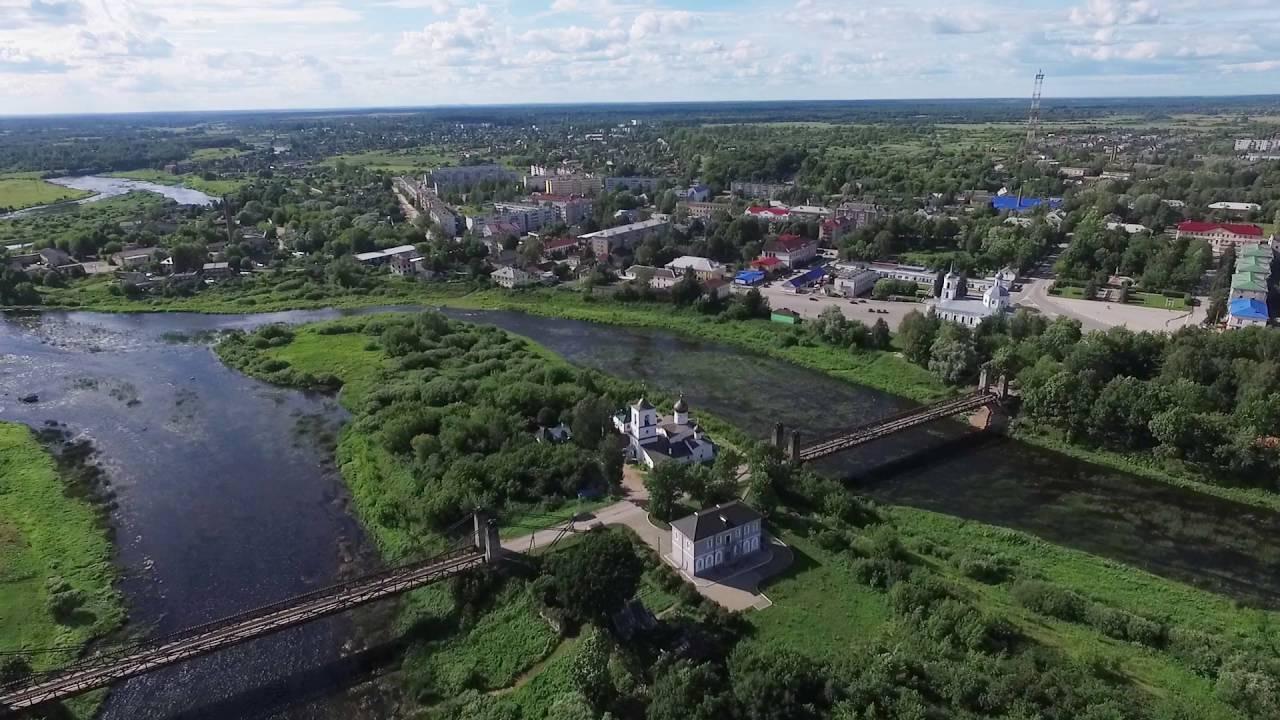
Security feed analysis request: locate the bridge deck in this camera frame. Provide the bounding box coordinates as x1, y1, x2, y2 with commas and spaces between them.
1, 547, 486, 713
798, 392, 997, 462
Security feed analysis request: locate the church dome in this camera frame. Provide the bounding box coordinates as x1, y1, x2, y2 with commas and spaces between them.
673, 395, 689, 413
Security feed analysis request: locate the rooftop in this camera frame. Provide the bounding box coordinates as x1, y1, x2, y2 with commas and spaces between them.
1229, 298, 1269, 321
670, 501, 762, 541
1177, 221, 1263, 237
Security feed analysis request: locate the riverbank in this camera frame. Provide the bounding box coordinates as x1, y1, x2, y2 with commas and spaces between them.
1012, 424, 1280, 514
0, 422, 124, 718
31, 280, 1280, 511
0, 174, 93, 213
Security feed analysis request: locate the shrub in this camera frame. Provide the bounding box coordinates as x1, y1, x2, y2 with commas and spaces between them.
1010, 580, 1086, 622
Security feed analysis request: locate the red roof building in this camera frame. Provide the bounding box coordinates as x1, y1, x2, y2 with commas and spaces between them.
751, 256, 783, 271
1175, 221, 1266, 256
760, 234, 818, 269
745, 205, 791, 223
542, 237, 580, 257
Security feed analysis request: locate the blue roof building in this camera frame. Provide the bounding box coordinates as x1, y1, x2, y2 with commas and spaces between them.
1228, 298, 1269, 329
783, 266, 828, 292
734, 269, 766, 286
992, 196, 1064, 214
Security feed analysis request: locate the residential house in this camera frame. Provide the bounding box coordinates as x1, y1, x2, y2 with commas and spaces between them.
1227, 298, 1269, 328
1175, 222, 1265, 256
112, 246, 163, 269
835, 201, 887, 227
665, 256, 726, 281
669, 501, 764, 578
581, 218, 669, 259
820, 216, 856, 244
491, 266, 534, 288
681, 185, 712, 203
703, 277, 732, 299
731, 180, 790, 200
493, 201, 558, 233
789, 204, 833, 221
429, 165, 517, 193
541, 237, 580, 260
623, 265, 678, 289
543, 175, 602, 197
760, 234, 817, 268
201, 262, 233, 279
612, 396, 717, 469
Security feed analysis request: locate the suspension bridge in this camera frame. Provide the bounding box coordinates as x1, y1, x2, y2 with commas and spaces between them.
0, 510, 581, 716
776, 374, 1009, 464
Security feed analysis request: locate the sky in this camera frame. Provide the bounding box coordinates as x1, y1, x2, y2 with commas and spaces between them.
1, 0, 1278, 115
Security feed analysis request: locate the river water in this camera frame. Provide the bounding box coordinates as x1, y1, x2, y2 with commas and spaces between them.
1, 306, 1277, 717
0, 176, 215, 220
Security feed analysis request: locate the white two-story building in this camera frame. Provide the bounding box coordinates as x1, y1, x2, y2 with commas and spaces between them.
669, 501, 764, 578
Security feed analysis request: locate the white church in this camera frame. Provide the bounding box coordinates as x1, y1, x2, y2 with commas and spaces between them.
613, 396, 718, 469
926, 269, 1010, 327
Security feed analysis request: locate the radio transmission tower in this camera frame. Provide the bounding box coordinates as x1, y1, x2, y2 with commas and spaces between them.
1024, 69, 1045, 154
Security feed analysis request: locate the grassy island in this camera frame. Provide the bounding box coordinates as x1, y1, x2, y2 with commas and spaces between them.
0, 422, 124, 718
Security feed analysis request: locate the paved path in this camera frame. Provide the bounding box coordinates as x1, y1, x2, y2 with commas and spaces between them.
501, 497, 788, 612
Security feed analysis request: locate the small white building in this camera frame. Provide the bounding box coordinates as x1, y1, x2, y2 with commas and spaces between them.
664, 255, 726, 281
669, 501, 764, 578
927, 270, 1010, 327
1208, 201, 1261, 216
491, 266, 534, 288
613, 397, 716, 469
831, 264, 880, 297
355, 245, 417, 266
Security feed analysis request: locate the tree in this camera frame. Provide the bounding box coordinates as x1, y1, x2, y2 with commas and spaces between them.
570, 396, 614, 451
542, 530, 642, 624
670, 269, 704, 307
648, 661, 735, 720
570, 626, 615, 710
169, 243, 206, 274
928, 324, 979, 384
729, 644, 832, 720
600, 434, 627, 493
898, 310, 941, 366
645, 462, 685, 521
869, 318, 891, 350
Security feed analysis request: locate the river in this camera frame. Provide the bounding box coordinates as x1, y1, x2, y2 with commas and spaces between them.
0, 176, 216, 220
1, 306, 1277, 717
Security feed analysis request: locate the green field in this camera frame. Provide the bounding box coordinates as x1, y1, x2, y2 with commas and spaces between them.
321, 146, 456, 172
189, 147, 248, 161
106, 169, 244, 196
0, 192, 169, 248
0, 422, 123, 717
0, 177, 92, 212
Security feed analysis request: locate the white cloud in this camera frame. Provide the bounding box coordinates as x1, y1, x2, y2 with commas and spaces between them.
628, 10, 696, 41
927, 10, 993, 34
1068, 0, 1159, 28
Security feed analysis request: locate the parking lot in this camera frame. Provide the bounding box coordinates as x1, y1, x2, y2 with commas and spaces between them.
755, 284, 923, 330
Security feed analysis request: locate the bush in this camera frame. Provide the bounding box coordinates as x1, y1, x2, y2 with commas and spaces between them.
1010, 580, 1086, 622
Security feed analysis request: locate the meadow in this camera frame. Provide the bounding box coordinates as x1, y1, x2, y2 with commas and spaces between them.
320, 146, 456, 173
0, 423, 124, 718
105, 169, 245, 196
0, 175, 93, 212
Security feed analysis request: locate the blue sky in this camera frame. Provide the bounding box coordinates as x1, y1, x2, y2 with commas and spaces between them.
1, 0, 1277, 114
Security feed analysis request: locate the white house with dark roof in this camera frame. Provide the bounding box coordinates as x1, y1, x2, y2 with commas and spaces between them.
613, 396, 716, 469
669, 501, 763, 577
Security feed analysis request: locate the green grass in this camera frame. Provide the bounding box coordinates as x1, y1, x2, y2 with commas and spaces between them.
745, 505, 1267, 719
105, 169, 244, 196
746, 522, 892, 659
189, 148, 248, 161
0, 178, 92, 212
1130, 291, 1189, 310
263, 329, 386, 408
0, 423, 123, 718
321, 147, 455, 173
0, 192, 169, 248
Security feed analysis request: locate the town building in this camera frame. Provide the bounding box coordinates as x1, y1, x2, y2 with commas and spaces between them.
782, 266, 828, 293
820, 216, 856, 244
531, 195, 593, 226
678, 201, 725, 222
354, 245, 417, 266
493, 201, 558, 233
542, 175, 603, 197
834, 201, 888, 227
734, 269, 766, 286
760, 234, 818, 268
681, 185, 712, 203
612, 397, 717, 469
770, 308, 801, 324
745, 205, 791, 224
731, 180, 790, 200
428, 165, 517, 193
665, 256, 726, 281
201, 262, 233, 279
926, 270, 1010, 327
604, 176, 662, 194
832, 265, 880, 297
623, 265, 679, 290
1235, 138, 1278, 153
112, 246, 163, 269
541, 237, 580, 260
422, 192, 461, 237
789, 205, 833, 221
581, 217, 669, 259
1175, 221, 1265, 256
491, 266, 534, 288
1227, 298, 1269, 328
669, 501, 764, 578
1208, 201, 1262, 217
992, 196, 1064, 214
